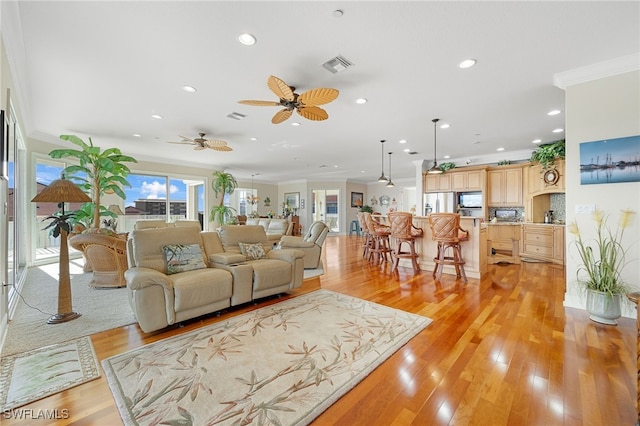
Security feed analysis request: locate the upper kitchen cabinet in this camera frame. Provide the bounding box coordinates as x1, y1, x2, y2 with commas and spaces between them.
450, 168, 486, 192
424, 173, 451, 192
487, 165, 523, 207
526, 159, 566, 195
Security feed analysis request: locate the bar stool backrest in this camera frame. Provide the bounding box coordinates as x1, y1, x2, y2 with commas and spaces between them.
388, 212, 418, 239
429, 213, 462, 243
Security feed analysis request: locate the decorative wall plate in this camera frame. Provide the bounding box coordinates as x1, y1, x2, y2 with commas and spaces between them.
543, 168, 560, 186
379, 195, 390, 206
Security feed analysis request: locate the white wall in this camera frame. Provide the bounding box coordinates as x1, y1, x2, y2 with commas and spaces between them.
563, 70, 640, 317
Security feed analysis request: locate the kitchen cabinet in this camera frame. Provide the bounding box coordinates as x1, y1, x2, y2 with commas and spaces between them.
487, 166, 523, 207
424, 173, 451, 192
450, 169, 484, 192
520, 224, 564, 265
526, 160, 565, 196
487, 224, 521, 264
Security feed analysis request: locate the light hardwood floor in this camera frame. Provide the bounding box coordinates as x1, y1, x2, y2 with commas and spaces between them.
3, 235, 636, 425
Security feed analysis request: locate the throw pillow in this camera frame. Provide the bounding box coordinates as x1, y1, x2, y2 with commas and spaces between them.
239, 242, 266, 260
163, 244, 207, 275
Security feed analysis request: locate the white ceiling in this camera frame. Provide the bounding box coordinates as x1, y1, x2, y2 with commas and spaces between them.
3, 1, 639, 184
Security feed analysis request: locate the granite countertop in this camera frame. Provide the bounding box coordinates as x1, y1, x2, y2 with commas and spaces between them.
487, 221, 565, 226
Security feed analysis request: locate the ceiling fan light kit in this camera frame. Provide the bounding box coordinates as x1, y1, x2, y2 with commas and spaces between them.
239, 75, 339, 124
427, 118, 443, 174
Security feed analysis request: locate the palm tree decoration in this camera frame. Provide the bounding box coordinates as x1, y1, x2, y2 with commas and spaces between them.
209, 171, 238, 225
49, 135, 137, 230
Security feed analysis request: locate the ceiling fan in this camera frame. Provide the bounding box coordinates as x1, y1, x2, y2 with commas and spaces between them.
167, 133, 232, 151
238, 75, 339, 124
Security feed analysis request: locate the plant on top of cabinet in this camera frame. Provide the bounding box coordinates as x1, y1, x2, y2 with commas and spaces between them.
439, 162, 456, 172
530, 139, 565, 170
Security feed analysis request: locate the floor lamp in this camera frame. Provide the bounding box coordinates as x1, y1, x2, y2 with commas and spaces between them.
31, 176, 91, 324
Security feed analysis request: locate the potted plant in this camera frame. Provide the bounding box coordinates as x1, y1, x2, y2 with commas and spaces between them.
359, 205, 374, 214
568, 209, 636, 325
530, 139, 565, 170
439, 162, 456, 172
209, 170, 238, 225
49, 135, 137, 231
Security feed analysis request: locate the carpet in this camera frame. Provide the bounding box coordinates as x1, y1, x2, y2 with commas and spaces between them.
303, 263, 324, 280
0, 336, 100, 411
103, 289, 431, 425
2, 260, 137, 356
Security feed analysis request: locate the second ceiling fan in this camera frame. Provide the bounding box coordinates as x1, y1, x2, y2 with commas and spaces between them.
167, 133, 233, 151
239, 75, 339, 124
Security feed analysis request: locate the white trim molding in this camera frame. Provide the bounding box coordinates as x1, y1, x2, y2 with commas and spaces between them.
553, 53, 640, 90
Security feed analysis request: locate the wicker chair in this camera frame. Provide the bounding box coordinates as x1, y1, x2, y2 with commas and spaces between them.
388, 212, 423, 273
428, 213, 469, 282
363, 212, 391, 265
69, 233, 128, 288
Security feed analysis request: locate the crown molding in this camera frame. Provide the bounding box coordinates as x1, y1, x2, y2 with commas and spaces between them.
553, 53, 640, 90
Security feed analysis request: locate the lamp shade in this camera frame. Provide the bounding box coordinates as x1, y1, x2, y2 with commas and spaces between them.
31, 177, 91, 204
108, 204, 124, 215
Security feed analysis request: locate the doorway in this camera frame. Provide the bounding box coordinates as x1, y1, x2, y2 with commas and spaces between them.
312, 189, 340, 233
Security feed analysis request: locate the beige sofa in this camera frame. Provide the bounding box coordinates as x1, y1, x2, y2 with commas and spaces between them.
202, 225, 305, 301
245, 218, 293, 240
125, 224, 305, 333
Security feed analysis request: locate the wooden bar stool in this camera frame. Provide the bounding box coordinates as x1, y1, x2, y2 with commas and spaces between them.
364, 212, 391, 265
388, 211, 423, 273
428, 213, 469, 282
358, 212, 373, 258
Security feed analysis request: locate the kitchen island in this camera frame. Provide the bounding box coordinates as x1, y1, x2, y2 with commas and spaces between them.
405, 216, 487, 279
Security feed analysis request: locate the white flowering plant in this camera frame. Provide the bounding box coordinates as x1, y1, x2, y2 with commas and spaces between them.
568, 209, 636, 297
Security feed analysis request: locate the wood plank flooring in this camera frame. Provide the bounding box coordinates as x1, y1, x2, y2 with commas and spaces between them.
2, 235, 636, 425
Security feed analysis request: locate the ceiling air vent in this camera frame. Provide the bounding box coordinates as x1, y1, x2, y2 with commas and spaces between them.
322, 54, 354, 74
227, 112, 246, 120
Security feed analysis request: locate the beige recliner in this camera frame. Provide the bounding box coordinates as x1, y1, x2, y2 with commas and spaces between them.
202, 225, 305, 300
244, 218, 293, 241
125, 226, 234, 333
278, 221, 329, 269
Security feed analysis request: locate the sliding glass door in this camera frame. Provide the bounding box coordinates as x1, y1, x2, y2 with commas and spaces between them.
312, 189, 340, 233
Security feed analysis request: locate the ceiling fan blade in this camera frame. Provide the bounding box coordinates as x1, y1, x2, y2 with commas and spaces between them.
272, 108, 293, 124
193, 145, 206, 151
178, 135, 194, 141
268, 75, 295, 101
298, 88, 339, 106
204, 139, 228, 148
209, 145, 233, 152
238, 100, 280, 106
297, 106, 329, 121
167, 141, 194, 145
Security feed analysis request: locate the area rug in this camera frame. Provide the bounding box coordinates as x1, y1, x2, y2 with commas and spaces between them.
102, 289, 432, 425
0, 336, 100, 411
2, 260, 137, 356
303, 263, 324, 280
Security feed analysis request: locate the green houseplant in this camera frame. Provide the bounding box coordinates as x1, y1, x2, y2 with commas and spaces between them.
439, 162, 456, 172
359, 205, 374, 214
530, 139, 565, 170
49, 135, 137, 230
569, 209, 636, 324
209, 170, 238, 225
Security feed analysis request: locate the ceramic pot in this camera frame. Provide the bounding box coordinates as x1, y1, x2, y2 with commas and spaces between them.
586, 289, 622, 325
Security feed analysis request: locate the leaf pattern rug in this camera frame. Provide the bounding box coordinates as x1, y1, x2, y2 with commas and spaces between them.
0, 337, 100, 411
102, 289, 432, 425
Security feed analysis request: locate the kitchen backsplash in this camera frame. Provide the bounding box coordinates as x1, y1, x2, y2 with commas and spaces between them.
549, 193, 566, 222
488, 207, 525, 221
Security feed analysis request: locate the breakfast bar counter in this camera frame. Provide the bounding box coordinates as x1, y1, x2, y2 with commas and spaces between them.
404, 216, 487, 279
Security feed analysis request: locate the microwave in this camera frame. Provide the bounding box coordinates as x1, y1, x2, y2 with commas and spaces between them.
458, 192, 483, 208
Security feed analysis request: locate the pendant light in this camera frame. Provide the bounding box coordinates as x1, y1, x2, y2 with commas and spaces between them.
386, 152, 395, 187
377, 140, 388, 182
427, 118, 443, 174
248, 174, 260, 205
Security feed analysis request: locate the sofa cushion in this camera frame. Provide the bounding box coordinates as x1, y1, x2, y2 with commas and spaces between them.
239, 242, 266, 260
249, 259, 292, 291
218, 225, 271, 254
130, 227, 203, 273
163, 244, 207, 275
171, 268, 232, 311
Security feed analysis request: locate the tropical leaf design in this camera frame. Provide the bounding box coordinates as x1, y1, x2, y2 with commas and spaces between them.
102, 290, 431, 425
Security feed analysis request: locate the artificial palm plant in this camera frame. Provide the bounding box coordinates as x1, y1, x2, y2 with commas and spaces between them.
209, 170, 238, 225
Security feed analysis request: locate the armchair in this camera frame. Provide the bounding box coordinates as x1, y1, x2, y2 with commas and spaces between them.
278, 221, 329, 269
69, 232, 128, 288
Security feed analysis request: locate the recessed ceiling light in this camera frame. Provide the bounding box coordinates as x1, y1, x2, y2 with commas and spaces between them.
497, 147, 505, 152
291, 122, 301, 127
459, 59, 477, 69
333, 165, 339, 168
532, 139, 542, 144
403, 148, 411, 152
443, 155, 451, 159
552, 128, 564, 133
361, 170, 366, 174
355, 98, 368, 104
250, 137, 258, 141
238, 33, 256, 46
151, 114, 163, 120
182, 85, 197, 93
132, 133, 142, 138
399, 139, 407, 144
440, 123, 450, 129
332, 9, 344, 18
547, 109, 561, 116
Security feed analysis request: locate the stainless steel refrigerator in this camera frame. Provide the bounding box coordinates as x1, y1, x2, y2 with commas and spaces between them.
424, 192, 455, 215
